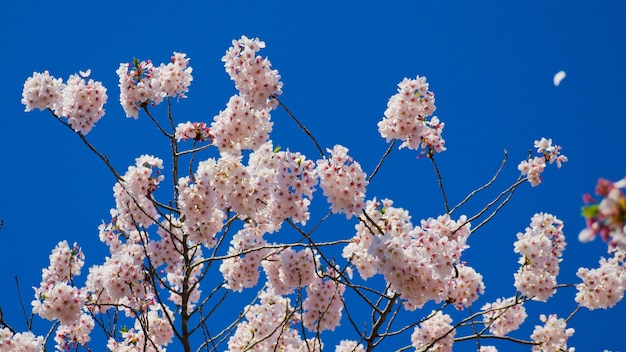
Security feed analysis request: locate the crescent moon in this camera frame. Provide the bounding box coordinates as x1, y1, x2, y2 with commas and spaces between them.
553, 71, 566, 86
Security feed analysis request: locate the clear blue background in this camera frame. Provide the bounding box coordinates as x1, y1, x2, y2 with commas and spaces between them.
0, 1, 624, 351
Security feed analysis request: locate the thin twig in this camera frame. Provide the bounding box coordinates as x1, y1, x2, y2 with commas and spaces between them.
428, 152, 450, 214
449, 150, 508, 215
368, 140, 396, 183
273, 96, 325, 158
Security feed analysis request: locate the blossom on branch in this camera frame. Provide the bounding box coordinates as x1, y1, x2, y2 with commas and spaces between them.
22, 70, 64, 112
513, 213, 566, 301
411, 310, 455, 352
378, 75, 445, 154
0, 328, 44, 352
518, 137, 567, 187
530, 314, 575, 352
316, 145, 368, 219
575, 248, 626, 310
222, 35, 283, 111
481, 297, 527, 336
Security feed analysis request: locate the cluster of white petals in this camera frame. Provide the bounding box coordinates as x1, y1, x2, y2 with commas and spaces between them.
518, 137, 567, 186
316, 145, 368, 219
175, 121, 212, 142
369, 212, 472, 310
22, 70, 107, 134
530, 314, 575, 352
113, 155, 164, 232
32, 241, 85, 325
411, 311, 455, 352
302, 268, 346, 332
22, 70, 64, 112
227, 289, 321, 352
378, 76, 445, 153
117, 52, 192, 119
54, 313, 95, 351
211, 94, 273, 154
0, 328, 44, 352
220, 224, 270, 292
335, 340, 365, 352
178, 160, 225, 247
513, 213, 566, 301
481, 297, 527, 336
575, 248, 626, 309
222, 35, 283, 110
59, 72, 108, 134
263, 247, 318, 295
447, 263, 485, 309
157, 52, 193, 98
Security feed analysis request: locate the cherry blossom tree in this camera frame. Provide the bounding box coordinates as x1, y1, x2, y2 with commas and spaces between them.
3, 35, 624, 352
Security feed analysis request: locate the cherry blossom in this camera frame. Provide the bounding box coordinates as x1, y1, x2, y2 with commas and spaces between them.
579, 177, 626, 248
222, 35, 283, 111
481, 297, 527, 336
157, 52, 193, 98
22, 71, 64, 112
335, 340, 365, 352
518, 138, 567, 187
513, 213, 566, 301
575, 248, 626, 310
369, 213, 471, 310
316, 145, 368, 219
211, 94, 273, 154
58, 71, 108, 134
54, 313, 95, 351
411, 311, 455, 352
227, 289, 321, 352
175, 121, 212, 142
113, 155, 164, 232
302, 268, 346, 332
530, 314, 575, 352
0, 328, 44, 352
378, 75, 445, 153
117, 59, 165, 119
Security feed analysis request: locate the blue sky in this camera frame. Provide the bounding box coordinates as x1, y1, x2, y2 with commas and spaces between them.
1, 1, 625, 351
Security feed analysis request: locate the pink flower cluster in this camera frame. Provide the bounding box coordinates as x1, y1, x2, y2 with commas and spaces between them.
117, 52, 192, 119
32, 241, 85, 325
263, 248, 318, 295
447, 263, 485, 310
106, 306, 174, 352
177, 160, 225, 247
342, 198, 410, 279
21, 70, 64, 112
530, 314, 575, 352
369, 212, 473, 310
113, 155, 164, 232
335, 340, 365, 352
302, 269, 346, 332
0, 328, 44, 352
513, 213, 566, 301
316, 145, 368, 219
518, 137, 568, 187
579, 177, 626, 249
481, 297, 527, 336
575, 248, 626, 310
222, 35, 283, 111
378, 76, 445, 153
227, 289, 321, 352
22, 70, 108, 135
174, 121, 212, 142
220, 224, 270, 292
211, 94, 273, 154
54, 313, 95, 351
411, 311, 455, 352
